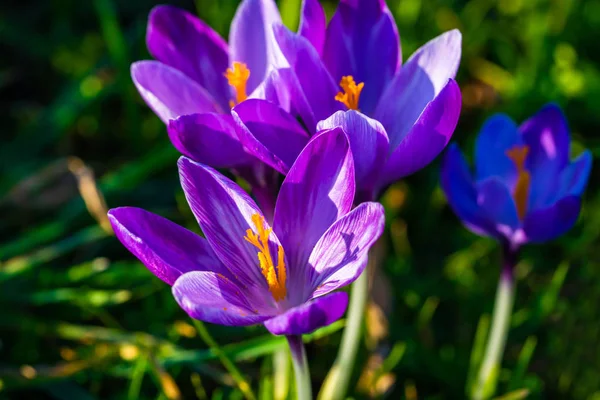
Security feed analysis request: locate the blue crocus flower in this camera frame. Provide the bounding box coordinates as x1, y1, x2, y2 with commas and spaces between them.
441, 104, 592, 248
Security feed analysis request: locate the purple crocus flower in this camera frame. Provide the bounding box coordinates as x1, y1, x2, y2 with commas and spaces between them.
107, 129, 384, 335
441, 104, 592, 249
233, 0, 462, 199
130, 1, 319, 200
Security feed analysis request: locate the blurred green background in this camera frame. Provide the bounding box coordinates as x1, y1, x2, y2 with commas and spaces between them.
1, 0, 599, 398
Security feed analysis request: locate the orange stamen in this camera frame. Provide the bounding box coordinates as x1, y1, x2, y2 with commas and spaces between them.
224, 62, 250, 108
244, 213, 287, 301
506, 145, 531, 220
335, 75, 364, 110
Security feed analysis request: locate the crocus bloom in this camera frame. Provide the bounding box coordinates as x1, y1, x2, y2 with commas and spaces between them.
233, 0, 462, 198
441, 104, 592, 248
108, 129, 384, 335
131, 0, 318, 173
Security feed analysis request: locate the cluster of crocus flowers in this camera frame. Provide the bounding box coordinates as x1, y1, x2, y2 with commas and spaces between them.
109, 0, 595, 398
117, 1, 464, 398
109, 129, 384, 335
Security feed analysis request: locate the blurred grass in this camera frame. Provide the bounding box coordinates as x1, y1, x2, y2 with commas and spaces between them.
1, 0, 600, 399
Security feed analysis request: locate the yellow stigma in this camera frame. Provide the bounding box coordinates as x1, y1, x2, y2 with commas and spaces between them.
506, 145, 531, 221
335, 75, 364, 111
244, 213, 287, 301
225, 62, 250, 108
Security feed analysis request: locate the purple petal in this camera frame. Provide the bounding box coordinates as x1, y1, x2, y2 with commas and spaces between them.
178, 157, 282, 302
520, 104, 571, 209
232, 99, 309, 175
108, 207, 227, 285
131, 61, 221, 123
167, 113, 252, 168
474, 114, 521, 185
250, 68, 292, 109
250, 68, 316, 135
229, 0, 285, 92
379, 79, 462, 188
146, 5, 230, 110
309, 202, 385, 298
375, 30, 462, 151
274, 24, 343, 125
323, 0, 400, 114
273, 128, 355, 301
264, 291, 348, 335
256, 68, 319, 135
475, 178, 520, 233
523, 196, 581, 243
441, 145, 498, 238
299, 0, 326, 56
317, 110, 389, 195
173, 271, 271, 326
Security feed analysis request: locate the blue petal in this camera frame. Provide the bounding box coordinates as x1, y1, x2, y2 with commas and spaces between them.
523, 196, 581, 243
521, 104, 571, 209
474, 113, 521, 185
559, 150, 593, 198
440, 144, 497, 238
475, 178, 520, 233
520, 103, 570, 173
530, 149, 593, 210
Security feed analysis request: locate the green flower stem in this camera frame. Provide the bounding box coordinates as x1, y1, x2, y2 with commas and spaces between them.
192, 320, 256, 400
273, 348, 290, 400
471, 246, 518, 400
317, 270, 369, 400
287, 335, 312, 400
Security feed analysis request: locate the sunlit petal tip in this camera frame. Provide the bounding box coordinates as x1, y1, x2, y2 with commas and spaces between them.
378, 78, 462, 187
308, 202, 385, 298
130, 60, 220, 123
